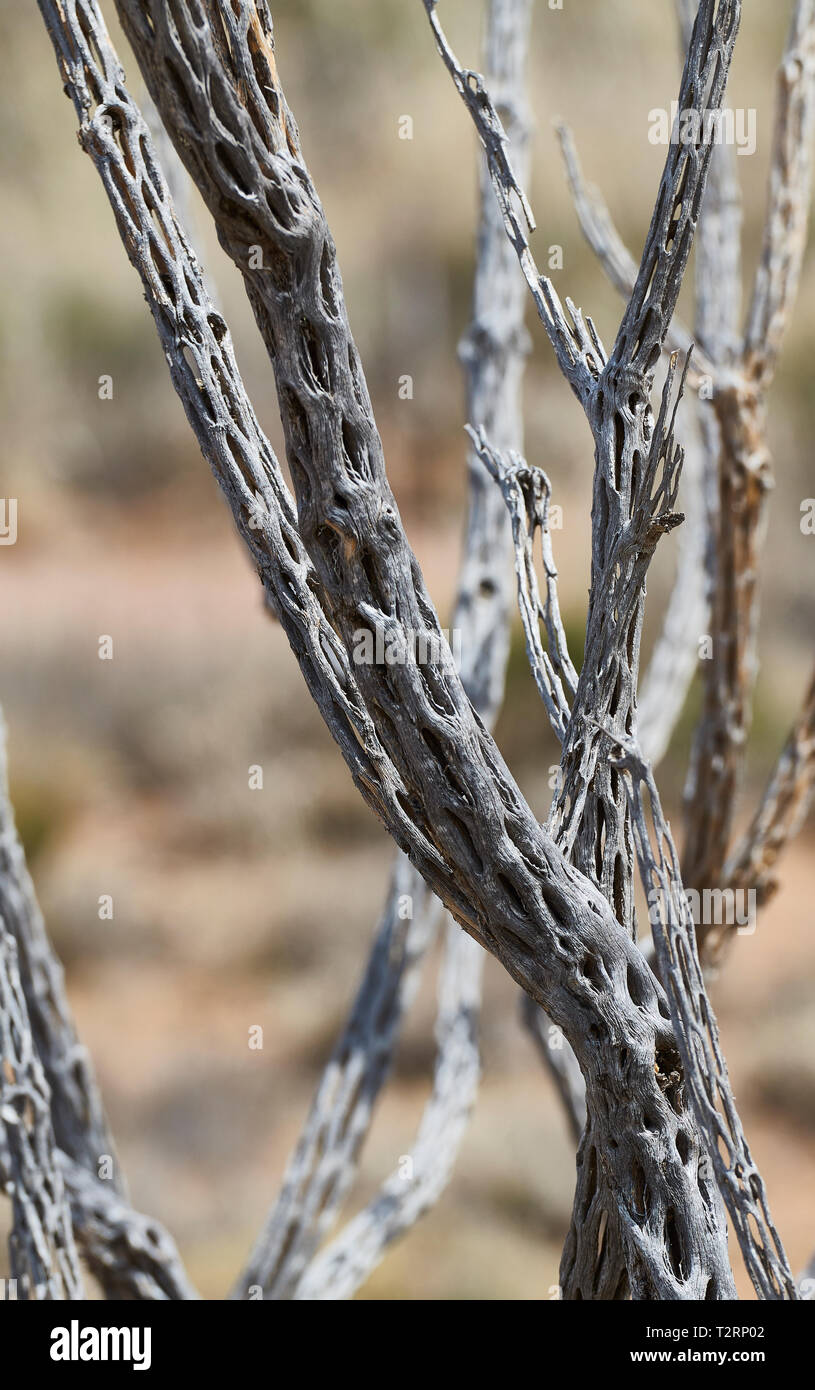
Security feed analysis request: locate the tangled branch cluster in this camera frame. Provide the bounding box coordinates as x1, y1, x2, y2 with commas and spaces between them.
1, 0, 812, 1301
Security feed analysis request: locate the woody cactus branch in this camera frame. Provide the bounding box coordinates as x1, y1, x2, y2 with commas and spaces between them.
433, 0, 744, 1302
559, 0, 812, 967
683, 0, 815, 907
37, 0, 744, 1296
469, 428, 574, 744
553, 0, 815, 964
0, 710, 195, 1300
553, 122, 708, 768
745, 0, 815, 384
233, 0, 531, 1299
0, 716, 118, 1186
555, 121, 713, 386
57, 1153, 196, 1302
465, 433, 589, 1148
612, 735, 797, 1299
427, 0, 797, 1301
258, 0, 532, 1302
114, 0, 739, 1301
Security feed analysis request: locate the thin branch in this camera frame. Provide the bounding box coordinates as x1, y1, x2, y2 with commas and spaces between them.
468, 428, 574, 743
705, 663, 815, 964
745, 0, 815, 385
235, 864, 441, 1299
683, 0, 815, 895
639, 3, 742, 764
675, 0, 744, 364
422, 0, 604, 404
555, 121, 713, 385
612, 734, 796, 1300
57, 1153, 195, 1301
296, 921, 484, 1300
549, 352, 689, 860
637, 420, 708, 766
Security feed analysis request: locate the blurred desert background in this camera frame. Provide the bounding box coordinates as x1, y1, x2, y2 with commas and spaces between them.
1, 0, 814, 1299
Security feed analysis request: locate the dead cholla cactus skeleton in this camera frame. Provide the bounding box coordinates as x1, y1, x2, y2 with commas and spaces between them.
1, 0, 813, 1301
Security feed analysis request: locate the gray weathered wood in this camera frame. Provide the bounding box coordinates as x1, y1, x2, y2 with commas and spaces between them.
279, 0, 533, 1299
38, 0, 780, 1299
614, 736, 797, 1300
97, 0, 736, 1297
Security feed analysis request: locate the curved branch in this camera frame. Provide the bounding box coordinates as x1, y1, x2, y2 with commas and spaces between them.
58, 1153, 195, 1301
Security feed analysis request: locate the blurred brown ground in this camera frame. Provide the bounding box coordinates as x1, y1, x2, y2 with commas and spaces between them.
0, 1, 813, 1298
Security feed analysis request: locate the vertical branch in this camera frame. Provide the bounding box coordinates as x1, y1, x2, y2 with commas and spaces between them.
683, 0, 815, 894
554, 118, 710, 768
614, 737, 796, 1299
424, 0, 742, 1299
675, 0, 744, 365
237, 0, 532, 1300
636, 423, 708, 766
551, 2, 815, 969
745, 0, 815, 384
